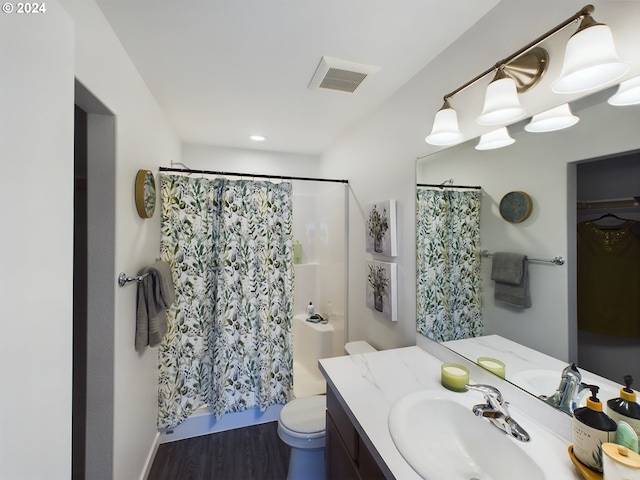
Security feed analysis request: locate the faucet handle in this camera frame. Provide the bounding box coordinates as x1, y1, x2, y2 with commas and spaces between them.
465, 384, 504, 408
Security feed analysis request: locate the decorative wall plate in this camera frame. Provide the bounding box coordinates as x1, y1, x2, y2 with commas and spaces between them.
135, 169, 156, 218
499, 191, 532, 223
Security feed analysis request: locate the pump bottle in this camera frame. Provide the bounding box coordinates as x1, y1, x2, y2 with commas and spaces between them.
572, 384, 617, 472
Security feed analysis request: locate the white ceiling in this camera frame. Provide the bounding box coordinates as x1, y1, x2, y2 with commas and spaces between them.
95, 0, 501, 155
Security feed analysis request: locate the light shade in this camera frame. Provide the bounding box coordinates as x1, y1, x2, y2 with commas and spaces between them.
425, 101, 464, 145
475, 127, 515, 150
525, 103, 580, 133
477, 70, 527, 125
608, 75, 640, 106
552, 20, 630, 94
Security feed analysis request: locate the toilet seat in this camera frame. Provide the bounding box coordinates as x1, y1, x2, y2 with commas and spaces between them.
278, 395, 326, 449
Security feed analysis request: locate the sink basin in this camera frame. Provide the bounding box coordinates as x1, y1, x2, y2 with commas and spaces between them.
510, 369, 620, 407
388, 389, 544, 480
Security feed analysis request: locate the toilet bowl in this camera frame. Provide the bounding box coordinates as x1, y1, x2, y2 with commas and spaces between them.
278, 340, 377, 480
277, 395, 327, 480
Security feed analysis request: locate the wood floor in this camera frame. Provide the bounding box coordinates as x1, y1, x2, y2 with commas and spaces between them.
148, 421, 291, 480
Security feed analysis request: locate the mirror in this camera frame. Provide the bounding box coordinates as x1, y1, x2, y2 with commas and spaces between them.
416, 85, 640, 413
135, 169, 156, 218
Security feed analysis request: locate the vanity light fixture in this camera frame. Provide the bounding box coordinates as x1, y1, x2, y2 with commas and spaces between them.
476, 67, 528, 125
607, 75, 640, 106
425, 5, 628, 146
475, 127, 515, 151
425, 99, 464, 145
524, 103, 580, 133
552, 6, 629, 94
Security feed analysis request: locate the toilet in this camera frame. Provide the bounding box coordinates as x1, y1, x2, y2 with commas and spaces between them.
277, 394, 327, 480
278, 340, 377, 480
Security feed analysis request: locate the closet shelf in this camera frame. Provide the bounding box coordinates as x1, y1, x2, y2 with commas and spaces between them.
577, 196, 640, 210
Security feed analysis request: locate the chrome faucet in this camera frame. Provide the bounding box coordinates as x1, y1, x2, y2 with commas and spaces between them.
465, 384, 531, 442
539, 363, 588, 415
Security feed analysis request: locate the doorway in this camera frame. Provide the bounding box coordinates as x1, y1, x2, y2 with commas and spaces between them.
574, 150, 640, 383
74, 81, 117, 480
73, 105, 88, 479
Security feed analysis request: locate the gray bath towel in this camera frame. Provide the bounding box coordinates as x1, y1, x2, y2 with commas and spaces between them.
136, 260, 176, 348
490, 252, 531, 308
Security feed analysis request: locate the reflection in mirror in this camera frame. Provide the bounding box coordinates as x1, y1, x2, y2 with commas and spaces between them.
135, 169, 156, 218
143, 171, 156, 217
416, 86, 640, 415
416, 186, 482, 341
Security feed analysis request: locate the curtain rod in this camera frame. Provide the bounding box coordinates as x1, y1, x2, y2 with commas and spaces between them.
417, 183, 482, 190
159, 166, 348, 184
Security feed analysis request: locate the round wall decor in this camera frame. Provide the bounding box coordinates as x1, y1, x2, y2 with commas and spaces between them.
135, 169, 156, 218
499, 191, 532, 223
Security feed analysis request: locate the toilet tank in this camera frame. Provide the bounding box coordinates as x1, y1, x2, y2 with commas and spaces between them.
292, 314, 343, 377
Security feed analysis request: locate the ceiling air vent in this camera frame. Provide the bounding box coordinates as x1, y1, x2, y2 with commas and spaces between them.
309, 56, 380, 94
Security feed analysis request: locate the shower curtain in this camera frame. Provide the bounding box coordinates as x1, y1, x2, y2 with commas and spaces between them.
157, 174, 294, 429
416, 187, 483, 342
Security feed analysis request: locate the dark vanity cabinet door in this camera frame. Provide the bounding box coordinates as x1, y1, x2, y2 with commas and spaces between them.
325, 384, 387, 480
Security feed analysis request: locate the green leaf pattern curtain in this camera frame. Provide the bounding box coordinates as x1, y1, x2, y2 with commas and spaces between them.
210, 180, 294, 418
416, 188, 483, 342
157, 174, 294, 429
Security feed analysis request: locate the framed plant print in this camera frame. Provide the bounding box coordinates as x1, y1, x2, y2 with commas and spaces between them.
365, 199, 397, 257
366, 260, 397, 321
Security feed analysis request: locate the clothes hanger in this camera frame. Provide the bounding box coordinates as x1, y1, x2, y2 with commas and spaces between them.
590, 210, 629, 227
593, 211, 624, 221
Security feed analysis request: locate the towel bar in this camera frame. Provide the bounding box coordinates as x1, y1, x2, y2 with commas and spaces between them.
118, 271, 151, 287
481, 250, 565, 266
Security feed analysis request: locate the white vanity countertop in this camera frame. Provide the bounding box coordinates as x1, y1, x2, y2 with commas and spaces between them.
319, 346, 580, 480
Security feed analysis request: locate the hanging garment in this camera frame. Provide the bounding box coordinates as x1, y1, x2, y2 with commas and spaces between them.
577, 220, 640, 337
416, 188, 483, 342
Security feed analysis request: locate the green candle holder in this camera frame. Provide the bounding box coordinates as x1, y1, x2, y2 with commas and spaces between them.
441, 363, 469, 392
477, 357, 506, 378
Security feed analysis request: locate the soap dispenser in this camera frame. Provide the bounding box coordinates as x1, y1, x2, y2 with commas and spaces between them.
607, 375, 640, 449
573, 384, 618, 472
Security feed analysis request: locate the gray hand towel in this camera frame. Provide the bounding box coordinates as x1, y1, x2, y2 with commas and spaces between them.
491, 252, 531, 308
136, 260, 176, 348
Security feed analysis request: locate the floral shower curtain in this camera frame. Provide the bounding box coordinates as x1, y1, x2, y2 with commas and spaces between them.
157, 174, 294, 429
416, 187, 483, 342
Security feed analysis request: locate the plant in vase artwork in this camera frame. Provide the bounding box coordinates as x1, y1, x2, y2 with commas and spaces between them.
366, 260, 397, 321
365, 200, 397, 257
367, 205, 388, 253
367, 263, 389, 312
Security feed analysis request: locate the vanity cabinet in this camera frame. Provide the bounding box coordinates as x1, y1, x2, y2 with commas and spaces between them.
325, 384, 387, 480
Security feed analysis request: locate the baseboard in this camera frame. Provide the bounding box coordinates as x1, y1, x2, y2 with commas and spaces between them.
140, 431, 160, 480
159, 404, 284, 444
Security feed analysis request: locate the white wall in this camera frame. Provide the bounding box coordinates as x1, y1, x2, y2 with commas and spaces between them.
318, 0, 640, 352
182, 142, 320, 177
292, 180, 347, 317
0, 4, 74, 479
57, 0, 182, 478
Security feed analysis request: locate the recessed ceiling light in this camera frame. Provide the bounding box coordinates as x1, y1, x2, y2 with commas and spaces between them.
250, 135, 266, 142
